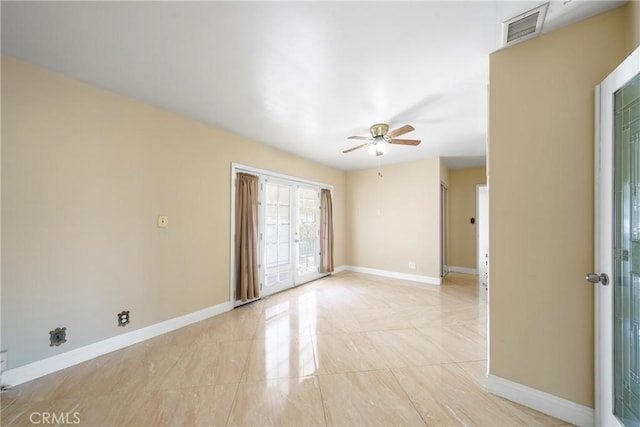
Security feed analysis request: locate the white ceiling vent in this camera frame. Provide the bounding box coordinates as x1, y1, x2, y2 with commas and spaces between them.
502, 3, 549, 47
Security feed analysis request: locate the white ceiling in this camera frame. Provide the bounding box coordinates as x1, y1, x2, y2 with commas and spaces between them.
1, 1, 626, 171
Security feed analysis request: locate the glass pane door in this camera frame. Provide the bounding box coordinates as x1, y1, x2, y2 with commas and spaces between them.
259, 178, 325, 297
296, 186, 319, 282
614, 72, 640, 425
263, 180, 294, 295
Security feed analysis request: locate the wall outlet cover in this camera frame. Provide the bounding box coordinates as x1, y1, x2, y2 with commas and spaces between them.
49, 327, 67, 347
117, 310, 130, 327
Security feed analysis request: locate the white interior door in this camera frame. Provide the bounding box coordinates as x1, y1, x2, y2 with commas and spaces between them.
595, 47, 640, 427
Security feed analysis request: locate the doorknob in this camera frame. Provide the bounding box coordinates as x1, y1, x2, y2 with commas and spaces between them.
586, 272, 610, 286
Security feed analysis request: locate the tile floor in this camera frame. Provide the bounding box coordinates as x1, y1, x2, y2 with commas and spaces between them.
1, 272, 569, 426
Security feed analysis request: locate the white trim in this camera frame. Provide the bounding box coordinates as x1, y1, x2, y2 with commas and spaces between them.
341, 265, 441, 285
476, 183, 488, 274
333, 265, 348, 273
486, 374, 594, 426
448, 266, 477, 275
230, 164, 238, 307
440, 183, 448, 278
231, 163, 333, 192
2, 301, 231, 387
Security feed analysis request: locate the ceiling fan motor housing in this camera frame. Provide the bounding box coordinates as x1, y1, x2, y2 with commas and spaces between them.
370, 123, 389, 137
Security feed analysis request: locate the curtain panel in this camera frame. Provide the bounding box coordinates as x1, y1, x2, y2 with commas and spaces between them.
235, 172, 260, 301
319, 188, 334, 273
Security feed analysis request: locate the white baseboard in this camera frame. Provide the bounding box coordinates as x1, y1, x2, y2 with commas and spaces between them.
340, 265, 441, 285
2, 301, 232, 387
486, 374, 594, 426
333, 265, 348, 274
448, 266, 478, 275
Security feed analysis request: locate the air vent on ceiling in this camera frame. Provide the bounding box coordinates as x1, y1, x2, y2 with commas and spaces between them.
502, 3, 549, 47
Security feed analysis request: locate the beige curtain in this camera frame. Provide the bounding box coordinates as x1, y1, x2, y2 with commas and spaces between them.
319, 188, 334, 273
235, 173, 259, 301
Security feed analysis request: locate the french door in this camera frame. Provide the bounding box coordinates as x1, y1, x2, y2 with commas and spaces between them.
595, 46, 640, 426
260, 177, 323, 297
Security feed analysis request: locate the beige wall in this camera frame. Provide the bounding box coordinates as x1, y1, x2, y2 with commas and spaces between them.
345, 157, 442, 279
448, 167, 486, 270
1, 56, 345, 369
489, 7, 629, 407
628, 0, 640, 49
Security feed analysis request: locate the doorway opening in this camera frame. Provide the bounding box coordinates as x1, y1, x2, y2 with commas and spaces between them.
441, 183, 448, 278
230, 164, 332, 307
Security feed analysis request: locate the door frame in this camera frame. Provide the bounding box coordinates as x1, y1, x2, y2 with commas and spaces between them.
476, 184, 488, 287
595, 46, 640, 427
230, 163, 332, 306
440, 183, 448, 277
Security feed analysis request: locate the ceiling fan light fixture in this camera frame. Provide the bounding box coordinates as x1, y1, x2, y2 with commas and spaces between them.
368, 136, 388, 156
343, 123, 419, 155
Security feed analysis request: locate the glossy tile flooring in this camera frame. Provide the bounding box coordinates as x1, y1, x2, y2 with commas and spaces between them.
1, 272, 569, 426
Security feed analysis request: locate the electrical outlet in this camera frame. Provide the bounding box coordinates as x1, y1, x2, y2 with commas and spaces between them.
408, 261, 416, 270
117, 310, 130, 327
0, 351, 7, 371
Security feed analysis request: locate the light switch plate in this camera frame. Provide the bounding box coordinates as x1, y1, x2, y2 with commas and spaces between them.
157, 215, 169, 228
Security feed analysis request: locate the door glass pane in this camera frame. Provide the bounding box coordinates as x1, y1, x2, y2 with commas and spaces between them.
297, 187, 318, 276
266, 224, 277, 242
278, 225, 290, 242
614, 73, 640, 425
264, 181, 292, 288
266, 242, 277, 266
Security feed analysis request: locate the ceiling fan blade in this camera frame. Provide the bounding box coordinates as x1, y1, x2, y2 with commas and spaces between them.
347, 136, 371, 140
387, 124, 415, 138
390, 138, 421, 146
343, 143, 370, 153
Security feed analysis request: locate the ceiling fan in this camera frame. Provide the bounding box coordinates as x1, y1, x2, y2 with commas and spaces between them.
343, 123, 421, 156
